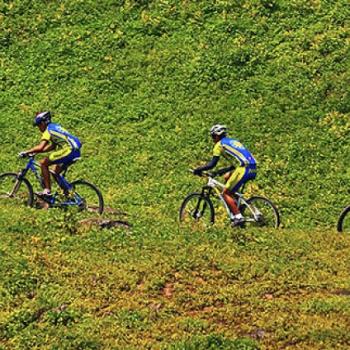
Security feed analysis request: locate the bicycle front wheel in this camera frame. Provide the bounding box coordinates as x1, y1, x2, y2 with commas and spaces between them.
243, 196, 280, 228
337, 206, 350, 233
0, 173, 34, 207
179, 192, 215, 227
70, 180, 104, 214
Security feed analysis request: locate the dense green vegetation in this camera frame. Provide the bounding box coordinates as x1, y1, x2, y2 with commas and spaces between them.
0, 0, 349, 348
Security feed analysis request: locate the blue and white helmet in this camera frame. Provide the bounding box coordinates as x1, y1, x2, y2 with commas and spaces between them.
210, 124, 227, 137
33, 111, 52, 126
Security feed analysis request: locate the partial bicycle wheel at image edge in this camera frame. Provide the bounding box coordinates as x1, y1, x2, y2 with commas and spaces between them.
71, 180, 104, 214
337, 206, 350, 233
179, 192, 215, 227
0, 173, 34, 207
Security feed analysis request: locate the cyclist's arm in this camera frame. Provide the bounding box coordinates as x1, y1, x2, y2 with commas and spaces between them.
24, 140, 49, 154
42, 143, 56, 152
215, 165, 236, 176
194, 156, 220, 173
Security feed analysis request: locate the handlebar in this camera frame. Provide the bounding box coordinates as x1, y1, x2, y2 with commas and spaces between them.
189, 169, 216, 178
18, 152, 36, 159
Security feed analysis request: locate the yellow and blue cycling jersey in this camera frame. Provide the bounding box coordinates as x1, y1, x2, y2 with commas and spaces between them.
213, 137, 256, 166
213, 137, 256, 192
41, 123, 82, 150
41, 123, 82, 166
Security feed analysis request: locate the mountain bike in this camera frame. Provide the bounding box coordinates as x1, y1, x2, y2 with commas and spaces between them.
0, 154, 104, 214
179, 171, 280, 228
337, 205, 350, 233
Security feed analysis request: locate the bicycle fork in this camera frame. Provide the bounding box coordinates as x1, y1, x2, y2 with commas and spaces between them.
9, 174, 23, 197
192, 193, 208, 220
8, 169, 30, 197
218, 192, 261, 222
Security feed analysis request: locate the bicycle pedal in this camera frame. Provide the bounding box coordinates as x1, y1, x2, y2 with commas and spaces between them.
255, 214, 263, 222
231, 218, 245, 228
35, 193, 54, 203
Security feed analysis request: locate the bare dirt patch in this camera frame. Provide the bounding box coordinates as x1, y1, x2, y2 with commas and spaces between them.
79, 218, 131, 230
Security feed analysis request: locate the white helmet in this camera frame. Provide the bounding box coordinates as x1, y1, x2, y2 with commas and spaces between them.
210, 124, 227, 137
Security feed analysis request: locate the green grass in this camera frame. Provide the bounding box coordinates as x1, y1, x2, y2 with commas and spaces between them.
1, 208, 350, 348
0, 0, 350, 348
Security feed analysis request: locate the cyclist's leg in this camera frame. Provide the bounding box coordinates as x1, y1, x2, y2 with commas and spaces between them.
50, 164, 63, 189
52, 164, 62, 174
224, 171, 231, 182
223, 167, 246, 215
49, 148, 81, 189
39, 157, 52, 192
229, 165, 257, 193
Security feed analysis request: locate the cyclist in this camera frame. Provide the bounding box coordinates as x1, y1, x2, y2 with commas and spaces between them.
193, 124, 257, 226
19, 111, 82, 199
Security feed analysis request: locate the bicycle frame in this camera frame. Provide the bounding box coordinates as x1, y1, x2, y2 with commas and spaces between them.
16, 157, 44, 187
0, 153, 100, 211
15, 156, 80, 207
18, 157, 72, 192
203, 175, 259, 222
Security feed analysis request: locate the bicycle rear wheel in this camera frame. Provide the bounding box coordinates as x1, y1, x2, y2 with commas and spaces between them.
337, 206, 350, 233
0, 173, 34, 207
243, 196, 280, 228
179, 192, 215, 227
70, 180, 104, 214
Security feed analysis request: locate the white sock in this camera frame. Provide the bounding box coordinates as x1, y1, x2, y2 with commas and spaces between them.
43, 188, 51, 195
235, 213, 243, 219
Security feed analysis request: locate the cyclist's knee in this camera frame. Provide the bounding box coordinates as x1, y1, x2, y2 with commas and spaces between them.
223, 188, 232, 196
40, 158, 50, 167
224, 172, 231, 182
52, 164, 61, 174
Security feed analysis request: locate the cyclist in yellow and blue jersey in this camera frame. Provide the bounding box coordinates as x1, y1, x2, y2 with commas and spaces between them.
193, 124, 256, 226
20, 111, 82, 199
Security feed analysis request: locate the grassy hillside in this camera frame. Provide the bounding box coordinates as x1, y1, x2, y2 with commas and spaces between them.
0, 0, 350, 348
1, 206, 350, 349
